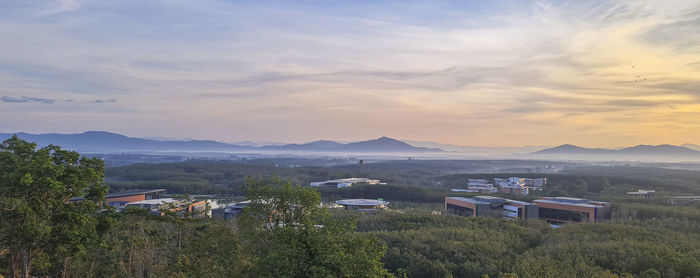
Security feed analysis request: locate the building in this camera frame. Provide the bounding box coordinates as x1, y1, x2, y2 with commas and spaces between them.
212, 201, 250, 220
468, 184, 498, 194
468, 179, 490, 185
310, 178, 383, 188
473, 177, 549, 196
532, 178, 547, 187
533, 197, 610, 224
626, 190, 655, 199
508, 177, 526, 186
669, 196, 700, 205
450, 188, 478, 193
494, 178, 508, 187
499, 186, 528, 196
70, 189, 166, 209
335, 199, 389, 210
444, 196, 539, 220
126, 198, 207, 217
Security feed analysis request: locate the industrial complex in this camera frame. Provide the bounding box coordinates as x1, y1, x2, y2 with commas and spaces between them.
457, 177, 547, 196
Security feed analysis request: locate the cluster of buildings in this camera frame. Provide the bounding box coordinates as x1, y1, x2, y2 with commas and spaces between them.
310, 178, 384, 188
71, 189, 208, 217
457, 177, 547, 196
445, 196, 610, 225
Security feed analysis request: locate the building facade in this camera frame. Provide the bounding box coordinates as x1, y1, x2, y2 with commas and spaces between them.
533, 197, 610, 224
444, 196, 539, 220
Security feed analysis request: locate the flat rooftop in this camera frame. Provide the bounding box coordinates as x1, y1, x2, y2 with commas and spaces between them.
447, 196, 526, 205
127, 198, 179, 205
534, 197, 606, 208
71, 189, 166, 202
446, 197, 493, 205
336, 199, 389, 206
105, 189, 166, 198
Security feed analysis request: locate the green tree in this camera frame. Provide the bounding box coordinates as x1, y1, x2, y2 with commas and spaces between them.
639, 268, 661, 278
175, 222, 242, 277
0, 135, 107, 277
239, 177, 388, 277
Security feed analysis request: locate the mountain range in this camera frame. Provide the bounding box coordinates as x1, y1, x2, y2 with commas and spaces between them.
0, 131, 442, 153
533, 144, 700, 159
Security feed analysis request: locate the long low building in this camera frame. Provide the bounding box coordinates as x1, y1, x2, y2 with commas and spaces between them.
669, 196, 700, 205
71, 189, 166, 208
445, 196, 539, 220
445, 196, 610, 224
336, 199, 389, 210
310, 178, 383, 188
533, 197, 610, 224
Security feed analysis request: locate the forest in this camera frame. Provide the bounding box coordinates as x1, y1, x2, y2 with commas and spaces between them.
2, 136, 700, 277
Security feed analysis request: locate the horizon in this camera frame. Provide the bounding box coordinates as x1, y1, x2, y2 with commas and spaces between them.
2, 130, 699, 149
1, 1, 699, 147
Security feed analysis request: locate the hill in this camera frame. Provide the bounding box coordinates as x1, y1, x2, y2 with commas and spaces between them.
0, 131, 250, 152
0, 132, 442, 153
533, 144, 700, 160
263, 136, 442, 153
337, 137, 441, 152
681, 143, 700, 151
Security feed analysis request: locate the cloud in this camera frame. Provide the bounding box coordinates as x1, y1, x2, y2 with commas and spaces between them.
0, 0, 699, 146
37, 0, 81, 16
91, 99, 117, 103
1, 96, 55, 104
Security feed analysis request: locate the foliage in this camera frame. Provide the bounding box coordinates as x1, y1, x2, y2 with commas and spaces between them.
0, 135, 107, 277
240, 178, 388, 278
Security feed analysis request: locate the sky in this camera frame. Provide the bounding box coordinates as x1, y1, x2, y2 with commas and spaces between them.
1, 0, 699, 147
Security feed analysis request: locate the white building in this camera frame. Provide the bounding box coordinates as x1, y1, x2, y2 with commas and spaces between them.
310, 178, 383, 188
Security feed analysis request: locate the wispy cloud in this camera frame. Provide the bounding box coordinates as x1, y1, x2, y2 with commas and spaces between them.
1, 96, 55, 104
91, 99, 117, 103
0, 0, 698, 146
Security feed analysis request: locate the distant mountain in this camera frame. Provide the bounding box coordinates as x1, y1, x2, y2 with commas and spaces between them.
534, 144, 614, 155
0, 132, 442, 153
533, 144, 700, 160
404, 139, 550, 155
681, 143, 700, 151
262, 140, 344, 151
338, 137, 441, 152
0, 131, 250, 152
263, 137, 442, 153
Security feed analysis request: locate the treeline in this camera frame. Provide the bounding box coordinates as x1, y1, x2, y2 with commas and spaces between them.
105, 160, 415, 195
348, 211, 700, 278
